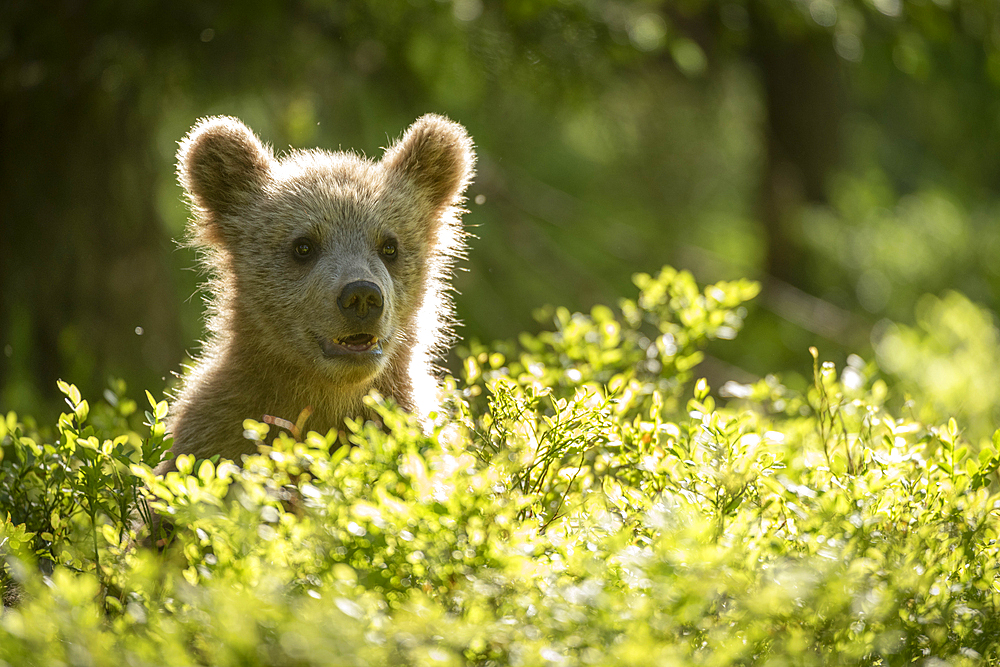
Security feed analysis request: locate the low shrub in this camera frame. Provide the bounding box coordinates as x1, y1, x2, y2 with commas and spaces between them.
2, 266, 999, 666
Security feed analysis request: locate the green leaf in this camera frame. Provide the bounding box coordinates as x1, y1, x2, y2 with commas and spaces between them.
694, 378, 710, 401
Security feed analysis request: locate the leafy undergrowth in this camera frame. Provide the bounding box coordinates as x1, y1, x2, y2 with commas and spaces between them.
2, 267, 1000, 666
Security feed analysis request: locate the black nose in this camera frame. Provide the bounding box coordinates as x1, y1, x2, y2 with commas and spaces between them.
337, 281, 384, 323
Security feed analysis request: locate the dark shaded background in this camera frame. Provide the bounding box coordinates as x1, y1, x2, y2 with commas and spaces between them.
4, 0, 1000, 436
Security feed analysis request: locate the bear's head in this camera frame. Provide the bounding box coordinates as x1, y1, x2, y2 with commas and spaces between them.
177, 115, 475, 388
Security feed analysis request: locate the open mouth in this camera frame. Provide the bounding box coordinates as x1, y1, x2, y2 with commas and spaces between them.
318, 333, 383, 357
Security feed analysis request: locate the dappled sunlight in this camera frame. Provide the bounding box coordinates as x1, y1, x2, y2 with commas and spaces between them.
6, 1, 1000, 662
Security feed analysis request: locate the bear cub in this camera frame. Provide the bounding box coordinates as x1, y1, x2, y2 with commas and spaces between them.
158, 114, 475, 474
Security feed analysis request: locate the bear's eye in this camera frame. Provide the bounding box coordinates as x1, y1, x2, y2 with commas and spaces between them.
292, 238, 315, 260
381, 239, 398, 260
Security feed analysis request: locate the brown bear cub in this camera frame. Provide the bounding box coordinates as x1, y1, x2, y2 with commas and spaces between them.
157, 114, 475, 475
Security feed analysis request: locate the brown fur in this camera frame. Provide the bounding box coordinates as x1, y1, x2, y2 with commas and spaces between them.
157, 114, 475, 474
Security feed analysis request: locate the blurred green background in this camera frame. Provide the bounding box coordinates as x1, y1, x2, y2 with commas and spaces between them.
4, 0, 1000, 439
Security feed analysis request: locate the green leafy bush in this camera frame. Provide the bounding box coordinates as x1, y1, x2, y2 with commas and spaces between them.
2, 266, 1000, 665
875, 290, 1000, 445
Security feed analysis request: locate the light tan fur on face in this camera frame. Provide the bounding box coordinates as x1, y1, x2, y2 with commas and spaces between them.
157, 114, 475, 474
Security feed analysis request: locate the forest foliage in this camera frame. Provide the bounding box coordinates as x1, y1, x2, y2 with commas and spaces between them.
5, 2, 1000, 662
3, 267, 1000, 665
6, 0, 1000, 419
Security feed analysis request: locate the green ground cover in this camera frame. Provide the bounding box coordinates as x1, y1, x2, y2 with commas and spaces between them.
2, 267, 999, 666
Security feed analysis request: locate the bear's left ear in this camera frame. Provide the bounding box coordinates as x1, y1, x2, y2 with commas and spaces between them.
382, 114, 476, 210
177, 116, 274, 245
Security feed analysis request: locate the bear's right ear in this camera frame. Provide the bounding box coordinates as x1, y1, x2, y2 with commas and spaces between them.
381, 114, 475, 212
177, 116, 273, 242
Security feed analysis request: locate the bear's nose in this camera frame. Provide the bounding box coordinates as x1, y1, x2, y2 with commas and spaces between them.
338, 281, 384, 323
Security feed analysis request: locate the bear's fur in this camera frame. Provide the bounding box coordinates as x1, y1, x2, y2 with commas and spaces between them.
157, 114, 475, 474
